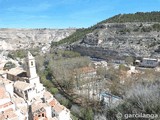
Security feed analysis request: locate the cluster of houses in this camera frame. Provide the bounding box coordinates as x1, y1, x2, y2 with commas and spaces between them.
0, 52, 71, 120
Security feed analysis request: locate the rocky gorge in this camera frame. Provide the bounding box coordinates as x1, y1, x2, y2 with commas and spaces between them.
71, 22, 160, 60
0, 28, 76, 51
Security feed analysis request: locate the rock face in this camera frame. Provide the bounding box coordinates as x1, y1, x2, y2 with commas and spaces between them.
0, 28, 76, 51
72, 23, 160, 59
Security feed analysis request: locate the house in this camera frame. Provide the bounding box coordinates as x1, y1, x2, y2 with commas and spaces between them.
49, 99, 71, 120
139, 58, 159, 68
43, 91, 55, 103
100, 92, 122, 107
14, 81, 36, 102
7, 67, 27, 82
31, 101, 52, 120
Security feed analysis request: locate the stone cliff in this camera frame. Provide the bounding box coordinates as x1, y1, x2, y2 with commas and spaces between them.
0, 28, 76, 51
71, 22, 160, 59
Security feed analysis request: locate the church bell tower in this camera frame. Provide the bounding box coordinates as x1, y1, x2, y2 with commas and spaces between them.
26, 51, 45, 96
26, 51, 37, 78
26, 51, 41, 86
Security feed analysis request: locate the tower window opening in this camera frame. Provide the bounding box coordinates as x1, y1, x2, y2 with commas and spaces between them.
31, 61, 33, 66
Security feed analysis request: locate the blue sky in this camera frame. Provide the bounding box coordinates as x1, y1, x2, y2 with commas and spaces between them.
0, 0, 160, 28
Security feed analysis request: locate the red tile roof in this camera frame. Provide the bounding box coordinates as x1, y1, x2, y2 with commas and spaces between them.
0, 109, 18, 120
49, 99, 65, 113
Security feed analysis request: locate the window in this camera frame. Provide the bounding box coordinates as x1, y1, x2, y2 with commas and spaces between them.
31, 61, 33, 66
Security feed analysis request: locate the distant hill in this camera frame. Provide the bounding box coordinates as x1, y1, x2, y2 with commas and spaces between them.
0, 28, 76, 51
51, 11, 160, 59
51, 11, 160, 46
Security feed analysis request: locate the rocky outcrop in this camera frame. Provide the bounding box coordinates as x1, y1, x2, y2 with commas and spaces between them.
72, 23, 160, 59
0, 28, 76, 51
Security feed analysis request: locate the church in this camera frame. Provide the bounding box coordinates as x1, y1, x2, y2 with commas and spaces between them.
6, 51, 45, 104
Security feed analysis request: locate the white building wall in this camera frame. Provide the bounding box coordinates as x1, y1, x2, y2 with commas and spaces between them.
29, 76, 40, 86
27, 89, 36, 101
58, 110, 70, 120
16, 102, 27, 108
0, 98, 10, 106
44, 106, 52, 118
5, 83, 14, 97
16, 109, 27, 120
29, 77, 44, 95
36, 83, 44, 93
28, 65, 37, 78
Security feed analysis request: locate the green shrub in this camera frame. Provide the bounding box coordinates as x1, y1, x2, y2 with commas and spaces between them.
152, 23, 160, 31
81, 107, 94, 120
3, 61, 16, 70
119, 28, 130, 34
50, 87, 59, 94
71, 114, 79, 120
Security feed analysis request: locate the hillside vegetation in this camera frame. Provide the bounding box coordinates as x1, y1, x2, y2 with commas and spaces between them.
101, 11, 160, 23
51, 27, 95, 46
51, 11, 160, 46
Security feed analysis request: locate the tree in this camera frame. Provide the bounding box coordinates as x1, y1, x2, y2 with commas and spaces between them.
3, 61, 16, 70
50, 87, 59, 95
81, 107, 94, 120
